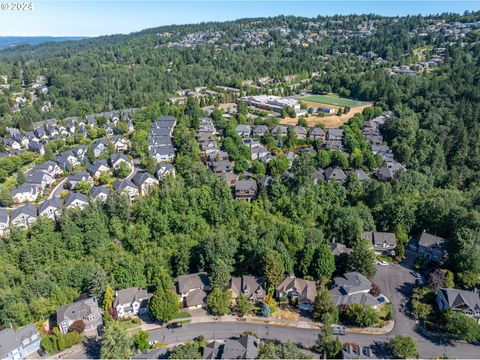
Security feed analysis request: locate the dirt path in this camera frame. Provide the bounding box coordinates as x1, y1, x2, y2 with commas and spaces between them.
280, 103, 373, 128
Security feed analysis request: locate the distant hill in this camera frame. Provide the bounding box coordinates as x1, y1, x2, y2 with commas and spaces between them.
0, 36, 86, 49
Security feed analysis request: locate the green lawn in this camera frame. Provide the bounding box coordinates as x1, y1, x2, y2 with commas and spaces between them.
172, 311, 192, 320
301, 94, 367, 107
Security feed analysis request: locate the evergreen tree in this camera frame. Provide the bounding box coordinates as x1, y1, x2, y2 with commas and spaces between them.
100, 321, 133, 359
348, 237, 376, 278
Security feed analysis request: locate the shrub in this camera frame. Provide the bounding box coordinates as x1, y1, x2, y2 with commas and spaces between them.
68, 320, 85, 333
41, 335, 57, 354
344, 304, 380, 327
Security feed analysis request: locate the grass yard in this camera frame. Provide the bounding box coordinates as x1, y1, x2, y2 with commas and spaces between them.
299, 94, 368, 108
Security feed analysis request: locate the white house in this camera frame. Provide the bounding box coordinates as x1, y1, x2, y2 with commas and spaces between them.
176, 272, 210, 309
56, 298, 103, 334
11, 204, 37, 228
113, 288, 152, 318
37, 198, 62, 221
0, 324, 41, 360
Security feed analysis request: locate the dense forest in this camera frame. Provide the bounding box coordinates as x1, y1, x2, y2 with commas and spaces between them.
1, 13, 480, 329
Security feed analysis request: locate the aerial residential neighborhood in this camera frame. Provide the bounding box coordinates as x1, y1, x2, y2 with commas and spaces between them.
1, 2, 480, 360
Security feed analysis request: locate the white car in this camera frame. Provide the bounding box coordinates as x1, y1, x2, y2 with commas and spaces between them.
378, 261, 389, 266
332, 325, 347, 335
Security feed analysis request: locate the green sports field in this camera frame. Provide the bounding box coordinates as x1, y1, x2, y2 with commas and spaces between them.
301, 94, 367, 107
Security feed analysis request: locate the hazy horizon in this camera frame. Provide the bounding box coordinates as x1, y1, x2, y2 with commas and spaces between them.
0, 1, 479, 37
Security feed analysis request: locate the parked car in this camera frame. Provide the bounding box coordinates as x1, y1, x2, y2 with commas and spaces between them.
378, 260, 389, 266
332, 325, 347, 335
411, 271, 422, 278
166, 322, 183, 329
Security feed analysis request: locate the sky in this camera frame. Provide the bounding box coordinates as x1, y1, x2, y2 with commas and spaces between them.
0, 1, 480, 37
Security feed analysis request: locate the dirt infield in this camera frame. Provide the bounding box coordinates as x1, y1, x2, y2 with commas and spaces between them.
280, 103, 373, 128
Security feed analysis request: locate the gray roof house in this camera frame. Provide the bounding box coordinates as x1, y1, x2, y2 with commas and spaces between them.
212, 160, 234, 174
149, 146, 175, 162
436, 288, 480, 319
310, 127, 326, 140
0, 324, 41, 360
293, 126, 307, 140
276, 276, 317, 311
86, 160, 110, 177
11, 183, 39, 204
353, 169, 369, 181
155, 163, 176, 180
330, 272, 380, 308
67, 171, 93, 188
361, 231, 397, 256
64, 192, 89, 210
11, 204, 37, 228
176, 272, 210, 309
110, 153, 131, 169
324, 167, 347, 183
327, 128, 344, 142
56, 297, 103, 334
235, 125, 251, 138
113, 180, 139, 201
221, 336, 259, 359
272, 125, 288, 138
0, 208, 9, 236
252, 125, 269, 137
203, 341, 224, 359
418, 232, 448, 262
113, 287, 152, 318
90, 186, 110, 202
38, 197, 63, 221
230, 276, 266, 303
235, 179, 257, 202
132, 172, 159, 196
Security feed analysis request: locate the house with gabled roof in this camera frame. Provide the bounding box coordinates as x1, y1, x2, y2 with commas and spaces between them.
35, 161, 62, 177
361, 231, 397, 256
276, 276, 317, 311
110, 153, 132, 170
310, 127, 326, 141
86, 160, 110, 177
252, 125, 269, 137
55, 151, 79, 171
132, 172, 159, 196
417, 231, 448, 262
11, 184, 39, 204
221, 335, 259, 359
11, 204, 37, 228
67, 171, 93, 189
436, 288, 480, 319
0, 324, 41, 360
111, 136, 130, 152
235, 179, 257, 202
38, 197, 62, 221
0, 208, 9, 236
324, 167, 347, 184
272, 125, 288, 138
176, 272, 210, 309
330, 272, 381, 308
230, 276, 266, 303
56, 298, 103, 334
149, 146, 175, 162
235, 125, 251, 138
26, 170, 53, 190
64, 192, 89, 210
113, 180, 139, 201
90, 186, 110, 202
293, 126, 307, 140
92, 139, 109, 158
113, 287, 152, 318
155, 163, 175, 180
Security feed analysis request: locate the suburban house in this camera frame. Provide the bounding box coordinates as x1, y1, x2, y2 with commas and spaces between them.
11, 184, 39, 204
90, 186, 110, 202
155, 163, 176, 180
234, 179, 258, 201
276, 276, 317, 311
327, 128, 344, 142
221, 336, 260, 359
92, 139, 109, 158
330, 272, 381, 308
149, 146, 175, 162
38, 198, 63, 221
293, 126, 307, 140
113, 180, 139, 201
55, 151, 79, 171
417, 232, 448, 262
86, 160, 110, 177
176, 272, 210, 309
0, 324, 41, 360
0, 209, 9, 236
230, 276, 266, 303
324, 167, 347, 184
67, 171, 93, 188
212, 160, 234, 174
353, 169, 369, 181
436, 288, 480, 320
361, 231, 397, 256
235, 125, 251, 138
11, 204, 37, 228
26, 170, 54, 189
330, 242, 353, 257
252, 125, 269, 137
132, 172, 159, 196
110, 153, 132, 170
56, 298, 103, 334
113, 287, 152, 318
271, 125, 288, 138
64, 192, 89, 210
111, 136, 130, 152
35, 161, 62, 177
310, 127, 326, 141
